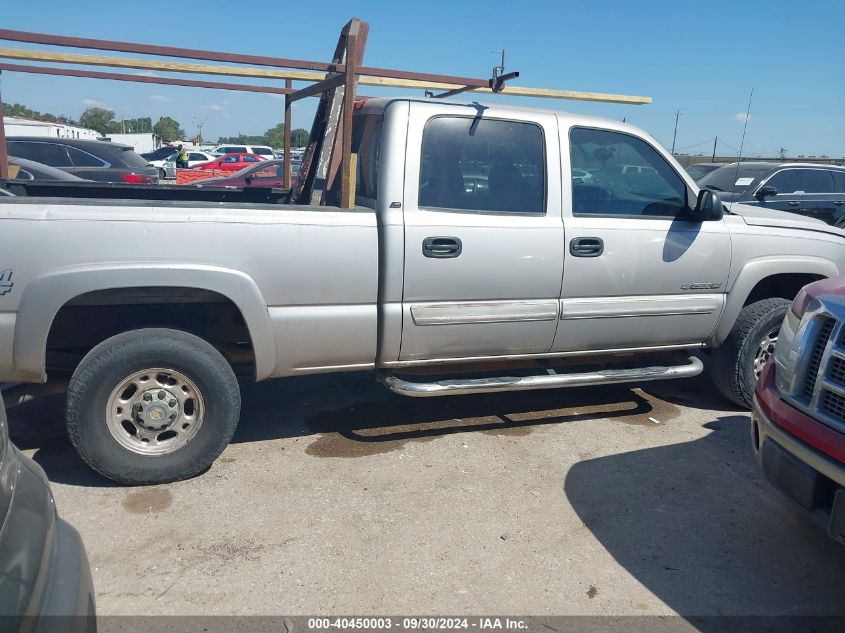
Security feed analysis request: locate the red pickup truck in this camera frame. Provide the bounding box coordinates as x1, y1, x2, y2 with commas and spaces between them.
753, 276, 845, 544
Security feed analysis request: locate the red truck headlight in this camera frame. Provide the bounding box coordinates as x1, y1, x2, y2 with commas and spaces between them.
791, 287, 812, 318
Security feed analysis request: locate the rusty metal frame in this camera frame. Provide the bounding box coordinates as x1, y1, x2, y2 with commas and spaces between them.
0, 27, 490, 87
0, 61, 294, 94
291, 19, 369, 208
0, 17, 651, 206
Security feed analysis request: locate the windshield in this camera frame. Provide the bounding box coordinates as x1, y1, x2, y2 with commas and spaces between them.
698, 164, 772, 195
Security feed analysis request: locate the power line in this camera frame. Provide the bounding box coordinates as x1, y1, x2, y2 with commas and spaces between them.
675, 137, 716, 151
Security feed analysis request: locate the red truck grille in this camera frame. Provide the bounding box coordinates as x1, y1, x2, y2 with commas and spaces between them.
821, 389, 845, 421
802, 317, 835, 399
786, 305, 845, 434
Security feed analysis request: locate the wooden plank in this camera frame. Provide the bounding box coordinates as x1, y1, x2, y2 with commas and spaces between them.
308, 20, 363, 206
283, 79, 292, 190
0, 28, 492, 87
0, 47, 651, 105
0, 90, 8, 179
337, 22, 367, 209
0, 61, 291, 94
342, 154, 358, 209
293, 20, 355, 205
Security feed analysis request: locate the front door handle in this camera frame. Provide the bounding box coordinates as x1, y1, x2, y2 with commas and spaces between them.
835, 201, 844, 206
423, 236, 462, 258
788, 201, 800, 207
570, 237, 604, 257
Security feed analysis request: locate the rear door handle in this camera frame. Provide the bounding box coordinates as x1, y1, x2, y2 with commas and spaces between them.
569, 237, 604, 257
788, 201, 800, 207
423, 236, 462, 258
835, 201, 844, 206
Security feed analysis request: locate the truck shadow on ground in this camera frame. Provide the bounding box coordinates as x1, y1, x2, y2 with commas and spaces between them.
8, 371, 695, 485
564, 415, 845, 620
233, 373, 673, 457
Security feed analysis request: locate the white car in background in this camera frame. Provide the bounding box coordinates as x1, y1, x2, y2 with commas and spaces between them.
162, 150, 217, 179
211, 144, 274, 160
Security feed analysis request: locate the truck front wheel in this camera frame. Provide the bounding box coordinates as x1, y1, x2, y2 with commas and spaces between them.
710, 298, 790, 408
66, 328, 241, 485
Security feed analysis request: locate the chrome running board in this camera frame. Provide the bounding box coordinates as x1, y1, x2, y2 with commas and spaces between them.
383, 355, 703, 397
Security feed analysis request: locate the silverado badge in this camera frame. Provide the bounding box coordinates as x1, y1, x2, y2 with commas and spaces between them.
681, 282, 721, 290
0, 270, 14, 296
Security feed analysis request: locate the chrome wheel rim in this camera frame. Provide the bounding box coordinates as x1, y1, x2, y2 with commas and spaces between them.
106, 368, 205, 456
753, 329, 779, 379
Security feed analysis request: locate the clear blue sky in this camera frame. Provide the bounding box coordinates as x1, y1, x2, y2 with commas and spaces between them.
2, 0, 843, 157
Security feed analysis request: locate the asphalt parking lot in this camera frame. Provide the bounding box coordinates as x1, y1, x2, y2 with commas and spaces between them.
8, 369, 845, 619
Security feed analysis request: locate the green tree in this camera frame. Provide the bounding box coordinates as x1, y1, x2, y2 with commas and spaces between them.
79, 107, 117, 135
264, 122, 285, 149
153, 116, 185, 142
291, 128, 309, 148
6, 102, 77, 126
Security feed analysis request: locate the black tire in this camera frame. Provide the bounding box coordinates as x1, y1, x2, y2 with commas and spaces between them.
158, 167, 167, 180
66, 328, 240, 485
710, 298, 790, 408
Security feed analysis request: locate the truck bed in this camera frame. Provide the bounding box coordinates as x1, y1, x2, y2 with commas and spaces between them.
0, 196, 379, 383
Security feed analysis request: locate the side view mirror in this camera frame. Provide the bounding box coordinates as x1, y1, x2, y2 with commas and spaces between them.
690, 189, 724, 222
756, 185, 778, 199
244, 173, 256, 185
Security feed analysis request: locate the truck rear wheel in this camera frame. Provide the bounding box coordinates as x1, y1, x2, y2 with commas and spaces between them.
65, 328, 241, 485
710, 298, 790, 408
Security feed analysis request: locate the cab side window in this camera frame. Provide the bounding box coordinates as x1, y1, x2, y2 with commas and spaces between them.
570, 127, 687, 217
799, 169, 834, 194
833, 171, 845, 194
766, 169, 801, 194
419, 116, 545, 214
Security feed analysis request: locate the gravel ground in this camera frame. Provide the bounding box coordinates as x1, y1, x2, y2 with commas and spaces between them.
8, 371, 845, 619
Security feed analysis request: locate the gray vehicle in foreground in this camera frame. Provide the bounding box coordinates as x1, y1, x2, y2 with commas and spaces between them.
6, 137, 158, 184
0, 390, 96, 630
1, 97, 844, 485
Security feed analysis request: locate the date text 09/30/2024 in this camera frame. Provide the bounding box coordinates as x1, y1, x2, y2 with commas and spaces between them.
307, 618, 529, 630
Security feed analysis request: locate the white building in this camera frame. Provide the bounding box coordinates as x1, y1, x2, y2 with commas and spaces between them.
3, 115, 100, 140
101, 133, 161, 154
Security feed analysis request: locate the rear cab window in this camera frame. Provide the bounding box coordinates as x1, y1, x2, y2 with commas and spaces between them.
418, 116, 546, 214
352, 114, 384, 200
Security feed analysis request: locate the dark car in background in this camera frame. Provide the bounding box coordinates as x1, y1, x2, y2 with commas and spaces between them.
754, 276, 845, 544
684, 162, 728, 182
699, 162, 845, 227
190, 159, 299, 188
6, 137, 159, 184
7, 156, 88, 181
140, 146, 177, 162
0, 389, 97, 630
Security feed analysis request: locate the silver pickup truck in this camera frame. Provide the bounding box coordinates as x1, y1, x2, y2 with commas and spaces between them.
2, 97, 844, 484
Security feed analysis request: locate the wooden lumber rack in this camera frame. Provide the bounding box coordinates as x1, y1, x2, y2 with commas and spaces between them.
0, 18, 652, 206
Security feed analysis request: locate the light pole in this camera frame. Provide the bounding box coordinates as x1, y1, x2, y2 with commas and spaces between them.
192, 115, 207, 146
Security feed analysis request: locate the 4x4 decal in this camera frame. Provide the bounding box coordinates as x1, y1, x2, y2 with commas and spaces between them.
0, 270, 13, 296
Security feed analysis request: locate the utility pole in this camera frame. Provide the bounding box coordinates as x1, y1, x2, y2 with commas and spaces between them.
671, 109, 680, 154
712, 136, 718, 162
779, 147, 787, 160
